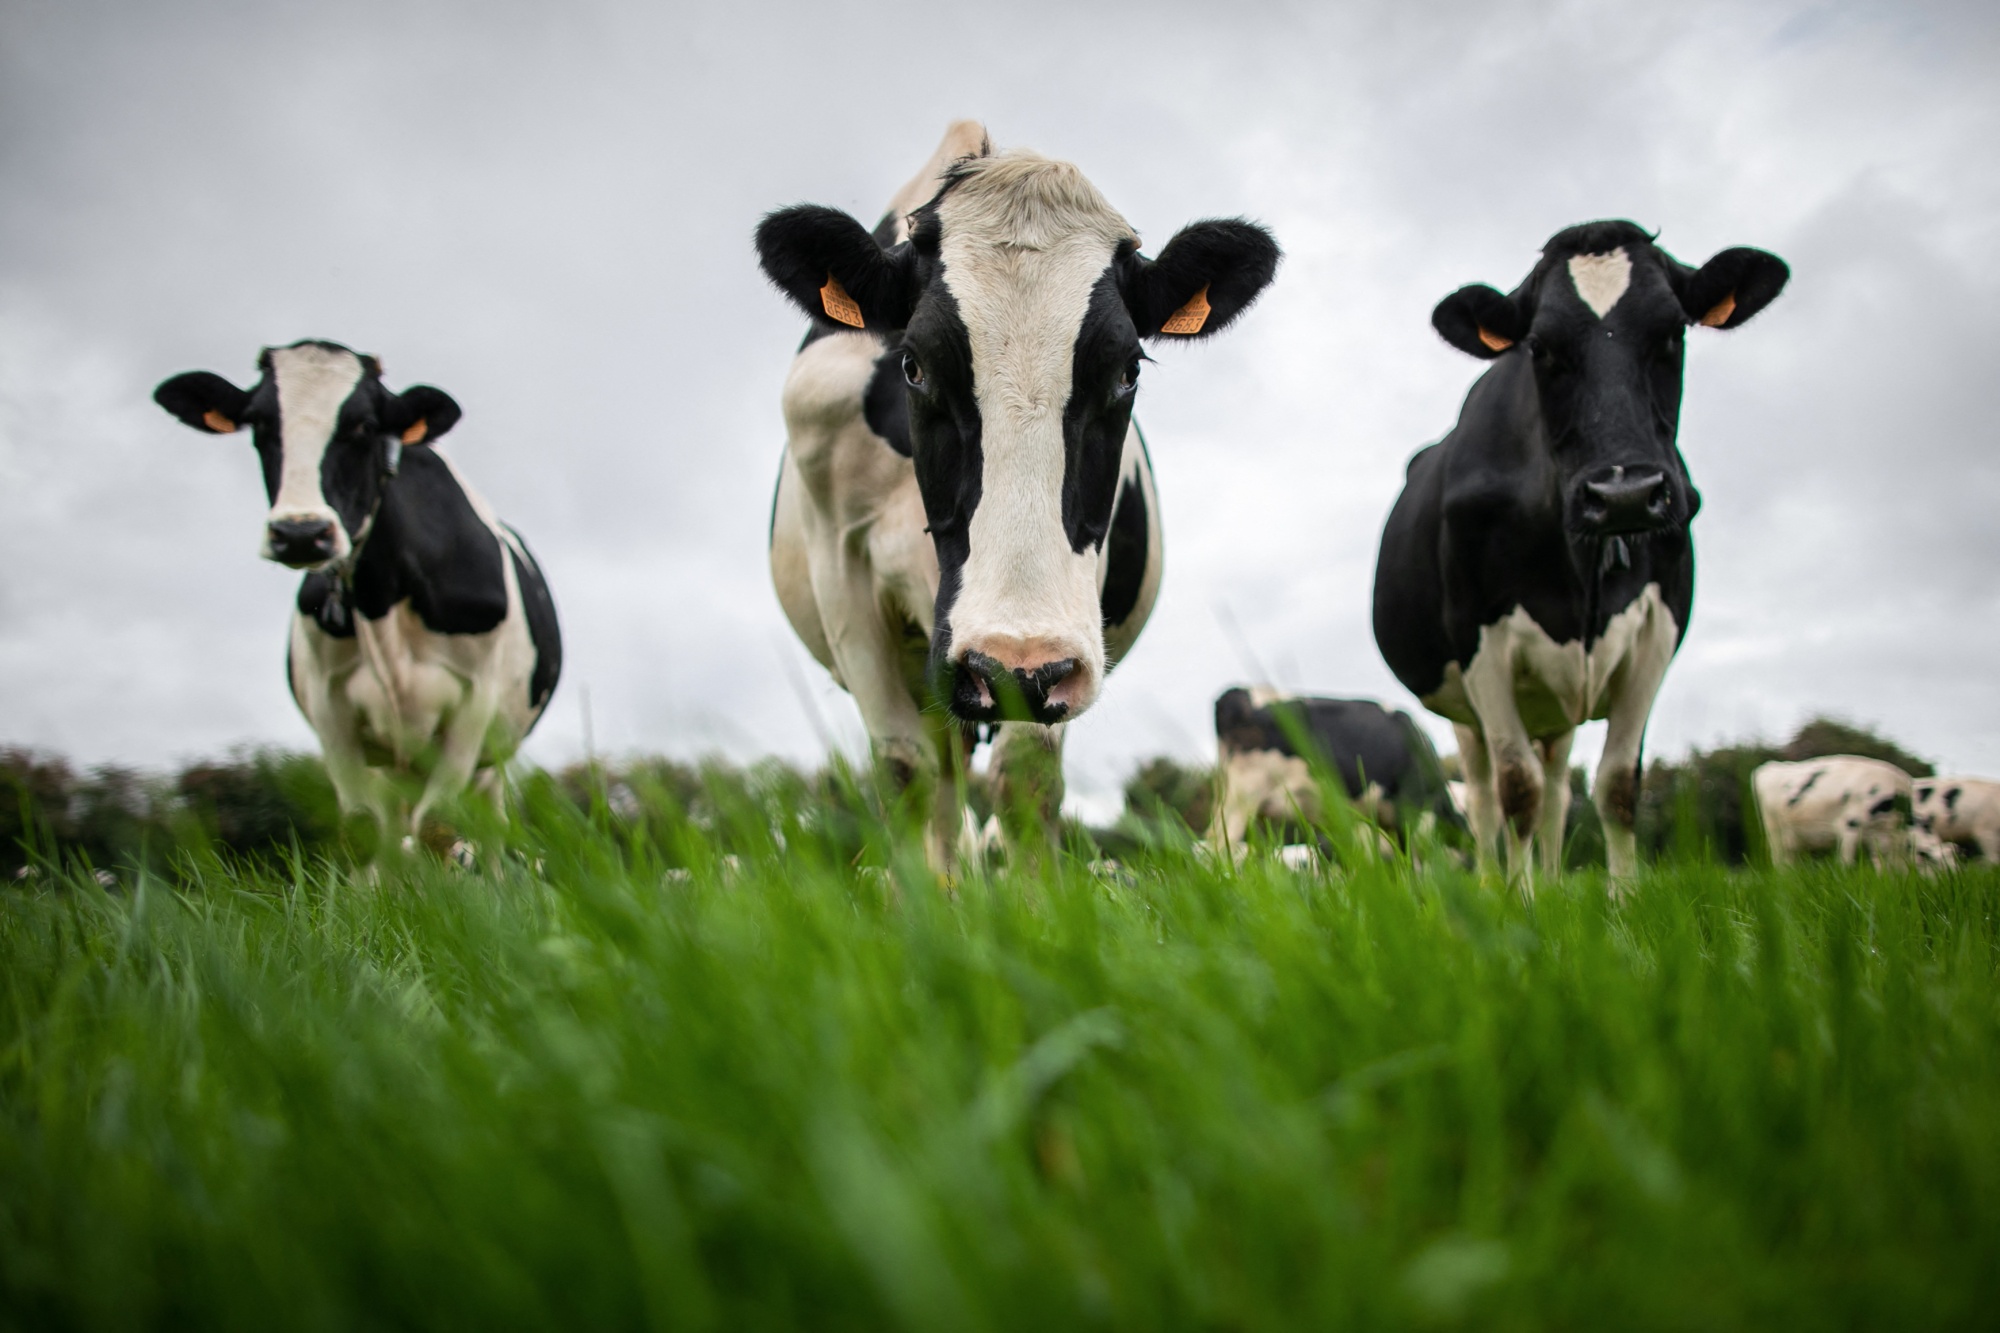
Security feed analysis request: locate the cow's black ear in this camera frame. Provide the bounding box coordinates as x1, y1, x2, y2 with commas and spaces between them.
390, 385, 461, 445
1432, 284, 1528, 359
154, 371, 250, 434
1126, 219, 1281, 340
755, 205, 922, 331
1676, 246, 1789, 330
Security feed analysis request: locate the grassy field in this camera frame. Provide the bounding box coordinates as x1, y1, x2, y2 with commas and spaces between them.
3, 767, 1999, 1330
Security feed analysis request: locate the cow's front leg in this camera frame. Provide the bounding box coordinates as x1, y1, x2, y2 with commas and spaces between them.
1453, 723, 1502, 878
1594, 602, 1678, 893
411, 685, 500, 838
1535, 729, 1575, 881
1461, 639, 1541, 895
989, 721, 1066, 872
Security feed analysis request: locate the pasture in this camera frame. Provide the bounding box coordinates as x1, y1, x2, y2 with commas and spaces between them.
5, 763, 1998, 1329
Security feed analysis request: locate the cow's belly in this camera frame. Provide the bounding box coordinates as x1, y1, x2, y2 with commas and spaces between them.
1423, 584, 1674, 738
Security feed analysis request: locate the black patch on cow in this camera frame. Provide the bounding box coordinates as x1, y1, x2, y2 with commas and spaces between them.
1946, 785, 1962, 811
505, 526, 563, 712
1372, 221, 1787, 706
863, 336, 914, 457
1100, 473, 1149, 630
343, 449, 508, 634
1062, 268, 1144, 554
1788, 769, 1822, 806
297, 569, 356, 638
902, 279, 985, 694
1214, 688, 1460, 827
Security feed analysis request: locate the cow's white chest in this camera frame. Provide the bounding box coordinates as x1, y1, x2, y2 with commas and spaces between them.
1423, 584, 1675, 736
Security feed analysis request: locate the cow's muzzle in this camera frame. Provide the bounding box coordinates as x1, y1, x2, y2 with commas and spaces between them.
1574, 465, 1674, 535
952, 652, 1080, 726
266, 516, 340, 568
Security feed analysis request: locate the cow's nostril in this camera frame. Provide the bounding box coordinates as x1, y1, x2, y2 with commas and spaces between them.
951, 652, 1080, 725
267, 518, 338, 565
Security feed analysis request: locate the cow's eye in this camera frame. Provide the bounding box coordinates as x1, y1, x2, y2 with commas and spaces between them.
902, 352, 925, 388
1116, 358, 1141, 394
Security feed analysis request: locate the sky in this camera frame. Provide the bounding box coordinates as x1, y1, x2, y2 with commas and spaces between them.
2, 0, 1996, 819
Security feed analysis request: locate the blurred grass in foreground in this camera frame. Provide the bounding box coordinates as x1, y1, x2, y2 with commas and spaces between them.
2, 760, 1998, 1331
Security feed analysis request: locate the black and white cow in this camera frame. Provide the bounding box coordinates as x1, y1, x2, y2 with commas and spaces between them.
1755, 756, 1912, 866
1913, 775, 2000, 863
1372, 221, 1788, 889
154, 340, 560, 843
1208, 687, 1460, 849
757, 122, 1279, 863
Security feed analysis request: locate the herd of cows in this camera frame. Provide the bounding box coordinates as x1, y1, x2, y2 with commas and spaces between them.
148, 121, 1994, 887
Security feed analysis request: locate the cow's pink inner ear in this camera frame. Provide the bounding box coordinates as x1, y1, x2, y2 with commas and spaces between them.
1699, 292, 1737, 328
1477, 327, 1513, 352
401, 420, 428, 445
202, 409, 239, 433
1160, 284, 1211, 335
820, 275, 865, 328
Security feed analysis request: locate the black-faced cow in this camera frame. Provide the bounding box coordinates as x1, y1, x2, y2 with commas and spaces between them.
1913, 775, 2000, 863
1754, 756, 1912, 866
154, 341, 560, 844
1208, 687, 1460, 849
757, 122, 1279, 864
1373, 220, 1788, 891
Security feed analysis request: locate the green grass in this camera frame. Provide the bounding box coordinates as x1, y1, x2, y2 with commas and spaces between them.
3, 771, 1999, 1330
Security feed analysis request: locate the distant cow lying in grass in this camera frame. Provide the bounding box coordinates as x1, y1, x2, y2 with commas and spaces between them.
154, 340, 561, 849
1913, 776, 2000, 863
1753, 756, 1913, 867
1207, 687, 1461, 852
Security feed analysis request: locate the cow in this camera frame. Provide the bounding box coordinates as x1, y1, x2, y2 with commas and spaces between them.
1913, 775, 2000, 863
1754, 756, 1912, 866
153, 340, 560, 848
756, 122, 1279, 866
1207, 687, 1460, 850
1372, 220, 1788, 892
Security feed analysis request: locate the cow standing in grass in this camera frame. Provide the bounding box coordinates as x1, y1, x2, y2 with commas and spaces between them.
1373, 221, 1788, 892
757, 122, 1279, 865
1754, 756, 1913, 867
1913, 775, 2000, 863
154, 341, 561, 848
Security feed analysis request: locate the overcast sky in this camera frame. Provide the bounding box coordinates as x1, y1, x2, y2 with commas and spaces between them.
3, 0, 1996, 816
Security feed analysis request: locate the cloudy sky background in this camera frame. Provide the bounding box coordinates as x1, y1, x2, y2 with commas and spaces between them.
3, 0, 1996, 817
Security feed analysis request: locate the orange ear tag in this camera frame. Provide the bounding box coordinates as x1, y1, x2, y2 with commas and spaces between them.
202, 409, 239, 433
820, 275, 866, 328
1477, 328, 1514, 353
1160, 284, 1211, 335
1699, 292, 1737, 328
401, 420, 428, 445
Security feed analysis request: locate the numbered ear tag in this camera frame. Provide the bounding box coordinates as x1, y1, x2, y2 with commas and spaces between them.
820, 275, 866, 328
1160, 284, 1211, 335
1699, 292, 1737, 328
1477, 328, 1514, 352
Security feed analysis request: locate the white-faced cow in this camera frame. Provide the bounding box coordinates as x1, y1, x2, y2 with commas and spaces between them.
154, 341, 560, 845
1754, 756, 1912, 867
1208, 687, 1461, 850
757, 122, 1279, 865
1373, 221, 1788, 891
1913, 775, 2000, 863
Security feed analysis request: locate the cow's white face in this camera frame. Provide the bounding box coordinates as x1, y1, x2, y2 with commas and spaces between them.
153, 339, 462, 570
757, 148, 1280, 724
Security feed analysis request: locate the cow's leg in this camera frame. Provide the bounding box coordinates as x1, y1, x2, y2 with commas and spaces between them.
1976, 826, 2000, 864
1460, 646, 1540, 892
1453, 723, 1501, 877
1836, 815, 1863, 866
921, 707, 968, 875
989, 721, 1066, 871
1535, 729, 1575, 881
412, 686, 500, 838
472, 766, 507, 821
1594, 607, 1677, 892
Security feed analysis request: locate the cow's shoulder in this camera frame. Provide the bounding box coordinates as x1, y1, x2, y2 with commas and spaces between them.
354, 448, 509, 635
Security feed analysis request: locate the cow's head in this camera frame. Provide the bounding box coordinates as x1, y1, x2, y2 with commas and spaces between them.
154, 340, 459, 569
757, 149, 1278, 724
1431, 220, 1787, 547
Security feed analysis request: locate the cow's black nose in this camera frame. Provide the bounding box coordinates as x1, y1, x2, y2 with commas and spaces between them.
267, 517, 338, 566
1577, 467, 1672, 533
951, 652, 1077, 725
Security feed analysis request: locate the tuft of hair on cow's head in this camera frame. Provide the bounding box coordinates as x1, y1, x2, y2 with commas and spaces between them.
153, 340, 462, 570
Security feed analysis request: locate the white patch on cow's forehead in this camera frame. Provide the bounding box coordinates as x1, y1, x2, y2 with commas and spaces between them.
270, 344, 363, 521
1567, 248, 1632, 318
